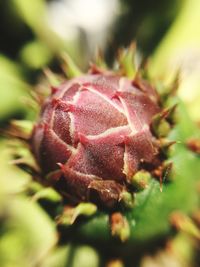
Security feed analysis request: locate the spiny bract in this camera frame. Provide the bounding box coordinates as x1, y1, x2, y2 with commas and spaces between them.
31, 50, 172, 209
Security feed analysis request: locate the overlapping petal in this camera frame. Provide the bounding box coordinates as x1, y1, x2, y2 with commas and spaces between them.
32, 73, 161, 206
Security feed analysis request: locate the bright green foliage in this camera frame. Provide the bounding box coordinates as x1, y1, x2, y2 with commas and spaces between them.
67, 102, 200, 246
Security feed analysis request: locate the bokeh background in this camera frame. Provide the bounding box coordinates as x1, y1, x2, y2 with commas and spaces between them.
1, 0, 200, 266
1, 0, 200, 125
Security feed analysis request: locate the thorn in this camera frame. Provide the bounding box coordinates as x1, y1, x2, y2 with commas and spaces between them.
159, 138, 176, 155
151, 110, 172, 138
152, 104, 177, 123
157, 163, 172, 192
164, 104, 178, 124
139, 57, 150, 73
43, 68, 61, 86
94, 47, 108, 69
159, 70, 181, 102
160, 104, 178, 121
160, 139, 176, 148
30, 90, 44, 105
168, 69, 181, 96
162, 162, 173, 183
61, 52, 83, 78
152, 161, 173, 185
20, 96, 39, 111
132, 73, 142, 88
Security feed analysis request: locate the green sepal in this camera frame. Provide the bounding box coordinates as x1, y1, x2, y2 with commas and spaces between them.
159, 138, 176, 156
43, 68, 62, 87
152, 116, 171, 138
61, 53, 83, 79
57, 203, 97, 225
120, 191, 135, 209
94, 49, 108, 69
131, 170, 151, 191
151, 105, 177, 137
31, 187, 62, 203
117, 43, 137, 78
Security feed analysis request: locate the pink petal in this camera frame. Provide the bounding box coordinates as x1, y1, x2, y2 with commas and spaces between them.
83, 74, 120, 98
67, 127, 131, 182
117, 91, 160, 132
60, 165, 98, 201
62, 83, 81, 101
71, 89, 128, 140
52, 106, 72, 144
124, 128, 158, 178
38, 126, 73, 174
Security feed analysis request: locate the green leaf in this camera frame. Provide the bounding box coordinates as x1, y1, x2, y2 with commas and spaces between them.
0, 56, 30, 120
150, 0, 200, 120
0, 198, 57, 267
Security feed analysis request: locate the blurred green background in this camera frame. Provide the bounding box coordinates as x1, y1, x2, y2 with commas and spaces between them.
1, 0, 200, 266
1, 0, 200, 125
